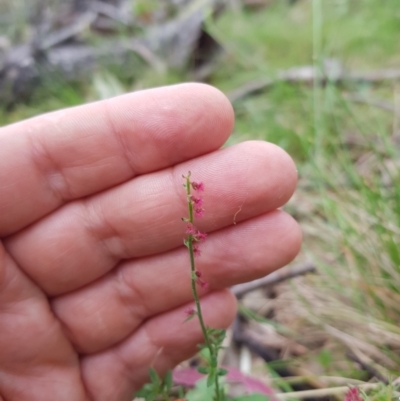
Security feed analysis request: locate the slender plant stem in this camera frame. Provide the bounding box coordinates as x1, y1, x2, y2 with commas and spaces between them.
185, 176, 222, 401
188, 237, 211, 350
214, 366, 221, 401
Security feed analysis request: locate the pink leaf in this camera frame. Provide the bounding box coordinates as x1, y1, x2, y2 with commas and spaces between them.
173, 368, 203, 387
173, 367, 276, 397
225, 367, 275, 396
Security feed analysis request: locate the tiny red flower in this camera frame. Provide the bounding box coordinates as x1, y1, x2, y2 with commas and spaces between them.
193, 245, 201, 256
194, 207, 205, 218
190, 195, 203, 207
345, 388, 363, 401
185, 307, 196, 317
192, 181, 204, 192
199, 280, 209, 290
195, 270, 209, 290
186, 223, 196, 235
195, 231, 207, 241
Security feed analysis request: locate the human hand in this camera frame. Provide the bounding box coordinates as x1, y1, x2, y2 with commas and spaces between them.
0, 83, 301, 401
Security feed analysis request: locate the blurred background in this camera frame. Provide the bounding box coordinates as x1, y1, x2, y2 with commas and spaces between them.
1, 0, 400, 399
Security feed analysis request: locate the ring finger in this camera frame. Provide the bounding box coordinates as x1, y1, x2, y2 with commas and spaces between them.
52, 209, 301, 354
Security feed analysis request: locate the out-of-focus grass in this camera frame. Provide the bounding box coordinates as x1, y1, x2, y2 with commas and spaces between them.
1, 0, 400, 385
207, 0, 400, 379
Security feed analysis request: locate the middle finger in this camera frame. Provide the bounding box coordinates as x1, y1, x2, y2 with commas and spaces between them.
53, 209, 301, 354
5, 141, 296, 295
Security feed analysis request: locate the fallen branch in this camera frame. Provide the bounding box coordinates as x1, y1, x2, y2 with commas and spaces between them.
272, 375, 365, 386
231, 262, 316, 297
38, 12, 97, 51
324, 324, 396, 369
275, 383, 388, 400
344, 94, 394, 113
347, 351, 389, 385
90, 0, 131, 25
232, 316, 281, 363
227, 61, 400, 103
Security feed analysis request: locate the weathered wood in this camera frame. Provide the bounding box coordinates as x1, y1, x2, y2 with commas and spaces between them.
231, 262, 316, 297
228, 60, 400, 103
0, 0, 223, 106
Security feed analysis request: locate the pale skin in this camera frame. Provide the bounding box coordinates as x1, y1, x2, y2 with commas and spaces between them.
0, 83, 302, 401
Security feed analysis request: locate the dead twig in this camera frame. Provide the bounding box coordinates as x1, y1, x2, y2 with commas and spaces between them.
228, 63, 400, 103
90, 0, 131, 25
324, 324, 396, 369
347, 351, 389, 385
275, 383, 390, 400
272, 376, 365, 386
231, 262, 316, 298
38, 12, 97, 51
344, 94, 394, 113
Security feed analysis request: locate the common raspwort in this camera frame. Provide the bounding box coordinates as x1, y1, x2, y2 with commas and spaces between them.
182, 172, 225, 401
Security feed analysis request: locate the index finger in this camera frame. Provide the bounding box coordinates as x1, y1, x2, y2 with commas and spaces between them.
0, 83, 234, 236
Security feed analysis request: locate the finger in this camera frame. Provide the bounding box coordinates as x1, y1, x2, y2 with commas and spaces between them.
6, 141, 297, 295
81, 290, 237, 401
0, 243, 88, 401
0, 83, 234, 236
52, 210, 301, 354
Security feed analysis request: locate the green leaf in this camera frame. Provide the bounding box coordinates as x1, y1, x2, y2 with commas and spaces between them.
135, 383, 159, 401
196, 365, 210, 375
134, 383, 153, 397
148, 367, 160, 387
164, 370, 173, 391
199, 346, 211, 361
217, 368, 228, 376
317, 349, 333, 369
184, 312, 197, 322
186, 378, 215, 401
145, 389, 159, 401
239, 305, 294, 336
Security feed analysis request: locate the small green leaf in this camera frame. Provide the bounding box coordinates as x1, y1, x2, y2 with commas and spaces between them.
197, 365, 210, 375
186, 378, 215, 401
199, 346, 211, 360
184, 312, 197, 322
217, 368, 228, 376
148, 367, 160, 386
164, 370, 173, 391
134, 383, 153, 397
146, 388, 159, 401
317, 349, 333, 369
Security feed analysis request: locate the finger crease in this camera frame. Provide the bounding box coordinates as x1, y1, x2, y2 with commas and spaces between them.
80, 199, 125, 264
114, 264, 150, 325
114, 322, 160, 377
102, 100, 138, 177
28, 132, 71, 203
